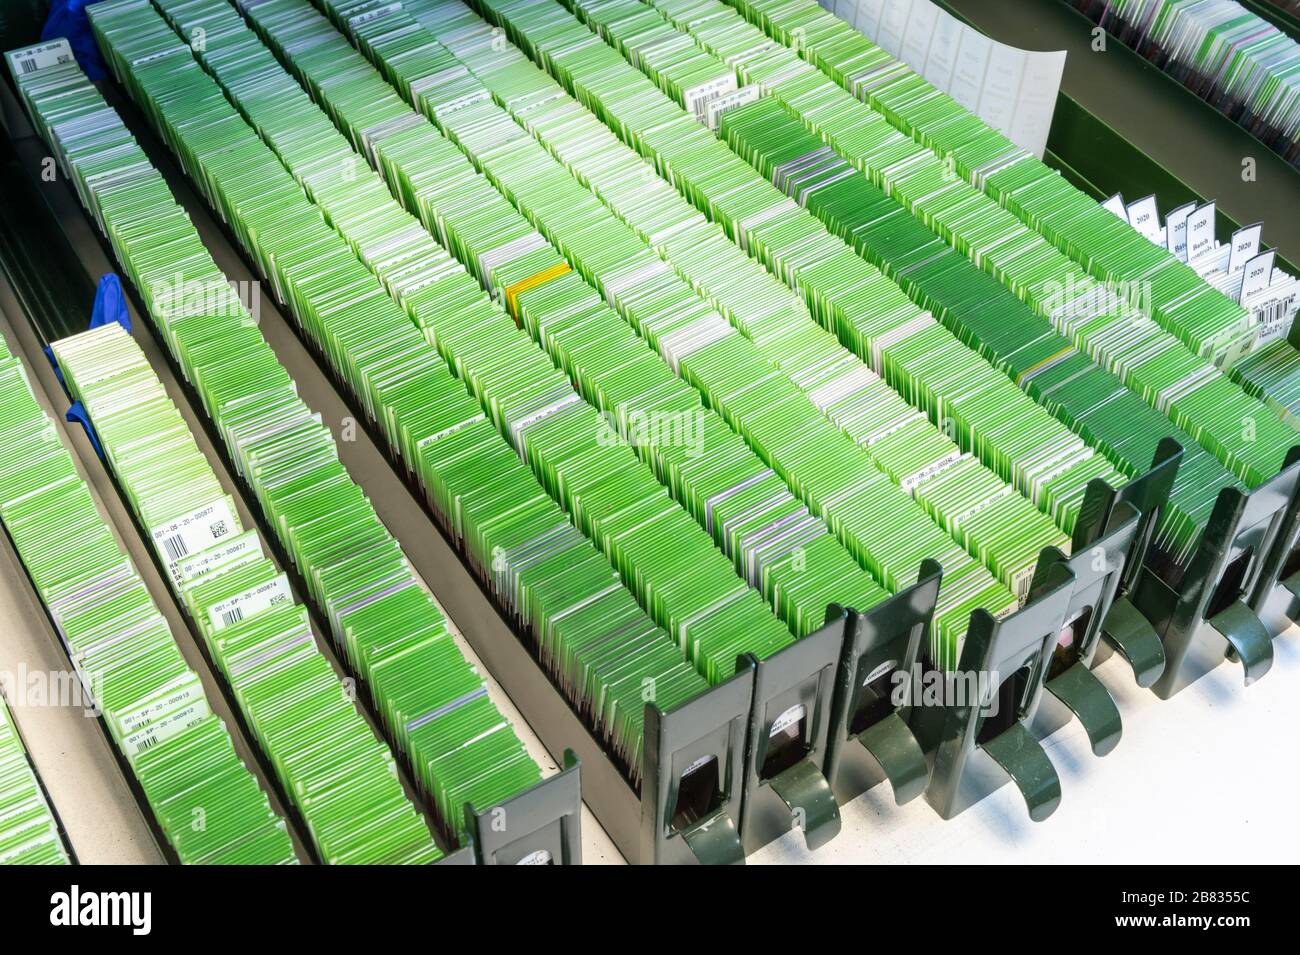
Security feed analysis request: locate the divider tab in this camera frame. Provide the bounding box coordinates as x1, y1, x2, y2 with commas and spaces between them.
1250, 448, 1300, 623
824, 559, 942, 805
1140, 447, 1300, 698
737, 615, 844, 854
1031, 501, 1144, 754
1078, 439, 1181, 686
641, 663, 754, 864
465, 750, 582, 865
916, 562, 1076, 821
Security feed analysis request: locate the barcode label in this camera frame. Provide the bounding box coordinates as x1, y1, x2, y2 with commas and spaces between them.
1252, 295, 1297, 345
900, 450, 963, 492
120, 700, 210, 759
5, 40, 73, 80
683, 74, 739, 122
150, 498, 238, 585
705, 85, 761, 131
161, 534, 188, 563
175, 529, 263, 584
112, 673, 203, 737
347, 2, 402, 27
205, 573, 293, 632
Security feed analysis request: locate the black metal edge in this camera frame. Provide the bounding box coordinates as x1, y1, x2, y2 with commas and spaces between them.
736, 615, 844, 855
434, 845, 478, 865
1250, 454, 1300, 621
641, 661, 754, 865
914, 561, 1076, 820
1074, 437, 1182, 596
465, 749, 582, 865
1240, 0, 1300, 43
1045, 505, 1141, 671
824, 559, 942, 803
1140, 446, 1300, 698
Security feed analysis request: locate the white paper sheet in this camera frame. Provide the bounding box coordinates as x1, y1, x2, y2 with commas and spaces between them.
825, 0, 1066, 159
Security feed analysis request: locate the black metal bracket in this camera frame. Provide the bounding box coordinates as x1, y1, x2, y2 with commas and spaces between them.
1138, 446, 1300, 698
1250, 448, 1300, 624
1029, 502, 1142, 755
435, 845, 477, 865
824, 559, 942, 806
915, 562, 1076, 821
1080, 438, 1181, 686
464, 750, 582, 865
737, 618, 843, 855
640, 662, 754, 864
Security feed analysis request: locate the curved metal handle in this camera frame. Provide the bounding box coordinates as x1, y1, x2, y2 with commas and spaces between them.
1209, 600, 1274, 687
980, 723, 1062, 822
769, 759, 841, 852
1101, 595, 1165, 687
1046, 662, 1123, 757
681, 811, 745, 866
857, 711, 929, 805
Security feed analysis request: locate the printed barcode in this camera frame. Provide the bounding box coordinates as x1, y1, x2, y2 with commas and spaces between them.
161, 534, 189, 561
20, 59, 36, 74
221, 607, 244, 627
691, 91, 725, 117
136, 736, 157, 751
1254, 300, 1285, 326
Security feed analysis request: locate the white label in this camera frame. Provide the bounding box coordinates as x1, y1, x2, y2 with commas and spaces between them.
855, 0, 886, 38
705, 85, 761, 131
900, 450, 962, 492
1101, 193, 1127, 219
1249, 278, 1298, 345
1125, 195, 1161, 242
205, 574, 293, 631
1164, 203, 1196, 259
1012, 564, 1037, 604
682, 754, 715, 777
347, 2, 402, 27
151, 499, 238, 583
120, 700, 210, 759
769, 703, 806, 738
515, 850, 552, 865
176, 529, 263, 584
683, 74, 739, 122
878, 0, 915, 64
111, 673, 203, 738
901, 0, 939, 73
1239, 251, 1276, 305
864, 659, 898, 686
1227, 224, 1262, 275
5, 39, 73, 79
1185, 202, 1216, 264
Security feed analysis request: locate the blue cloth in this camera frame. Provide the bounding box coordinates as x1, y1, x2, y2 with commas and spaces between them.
41, 0, 107, 82
42, 345, 65, 387
65, 400, 104, 460
43, 272, 129, 388
88, 272, 131, 334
